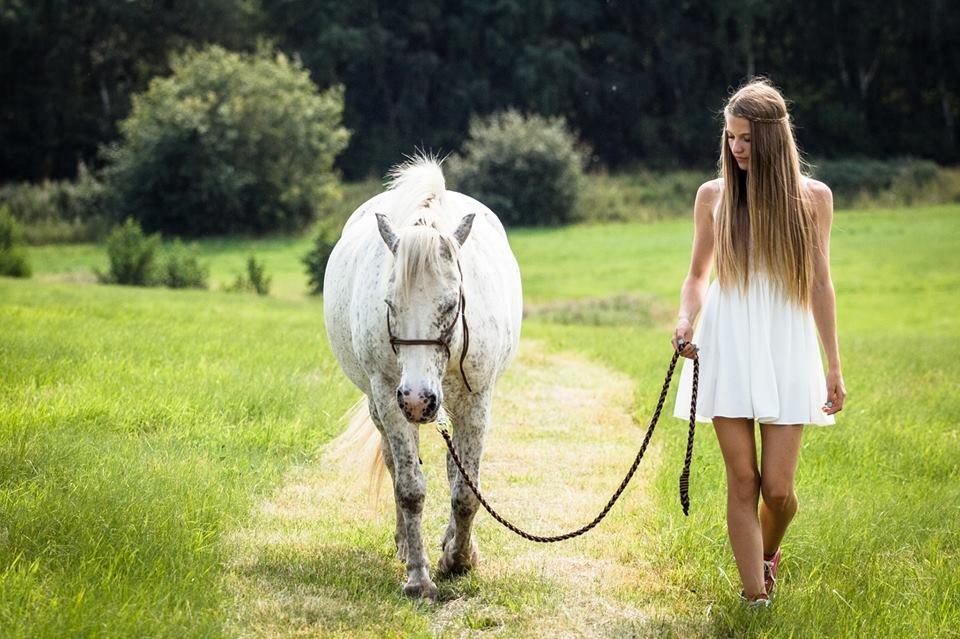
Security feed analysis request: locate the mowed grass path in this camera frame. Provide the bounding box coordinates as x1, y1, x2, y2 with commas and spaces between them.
226, 341, 678, 637
519, 205, 960, 635
6, 203, 960, 636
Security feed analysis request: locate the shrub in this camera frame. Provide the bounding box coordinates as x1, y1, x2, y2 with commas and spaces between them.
161, 240, 208, 289
0, 165, 108, 244
809, 157, 942, 207
446, 110, 587, 227
225, 255, 271, 295
303, 217, 342, 295
98, 218, 160, 286
102, 45, 350, 237
578, 169, 714, 223
0, 206, 31, 277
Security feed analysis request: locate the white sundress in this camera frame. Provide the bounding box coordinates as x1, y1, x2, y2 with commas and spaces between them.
672, 251, 836, 427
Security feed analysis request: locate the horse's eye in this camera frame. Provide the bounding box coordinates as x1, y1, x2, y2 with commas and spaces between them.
442, 301, 457, 314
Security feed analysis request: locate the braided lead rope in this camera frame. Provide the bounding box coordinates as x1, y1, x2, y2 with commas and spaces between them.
679, 345, 699, 515
437, 346, 699, 543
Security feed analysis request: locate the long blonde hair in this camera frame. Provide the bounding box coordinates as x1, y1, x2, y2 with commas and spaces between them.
715, 78, 818, 309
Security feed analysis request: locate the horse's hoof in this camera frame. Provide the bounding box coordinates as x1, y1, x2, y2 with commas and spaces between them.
437, 539, 480, 576
402, 577, 438, 602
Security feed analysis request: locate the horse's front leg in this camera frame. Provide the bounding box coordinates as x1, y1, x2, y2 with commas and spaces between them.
367, 398, 406, 563
438, 392, 491, 576
373, 385, 437, 601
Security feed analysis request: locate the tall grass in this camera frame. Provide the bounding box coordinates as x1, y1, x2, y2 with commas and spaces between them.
517, 204, 960, 636
25, 180, 383, 298
0, 282, 356, 636
4, 201, 958, 636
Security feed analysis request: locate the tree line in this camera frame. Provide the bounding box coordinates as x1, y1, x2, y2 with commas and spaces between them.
2, 0, 957, 182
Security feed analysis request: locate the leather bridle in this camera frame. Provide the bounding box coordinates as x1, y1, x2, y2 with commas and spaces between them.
385, 261, 473, 392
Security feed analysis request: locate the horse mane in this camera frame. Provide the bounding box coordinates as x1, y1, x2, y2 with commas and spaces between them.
385, 154, 462, 302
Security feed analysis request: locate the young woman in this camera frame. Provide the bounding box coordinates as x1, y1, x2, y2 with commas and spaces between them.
671, 78, 846, 607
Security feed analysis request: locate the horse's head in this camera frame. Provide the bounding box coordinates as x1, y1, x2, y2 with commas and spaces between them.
377, 212, 476, 423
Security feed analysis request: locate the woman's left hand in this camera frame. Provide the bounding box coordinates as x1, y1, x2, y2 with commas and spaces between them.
823, 369, 846, 415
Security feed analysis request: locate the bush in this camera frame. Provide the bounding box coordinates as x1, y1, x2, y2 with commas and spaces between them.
809, 157, 944, 207
0, 206, 31, 277
0, 165, 108, 244
303, 217, 342, 295
225, 255, 271, 295
102, 45, 350, 237
446, 110, 587, 227
578, 169, 714, 223
161, 240, 208, 289
98, 218, 160, 286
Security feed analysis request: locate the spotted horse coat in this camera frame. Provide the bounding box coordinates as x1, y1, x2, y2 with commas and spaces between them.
323, 156, 523, 601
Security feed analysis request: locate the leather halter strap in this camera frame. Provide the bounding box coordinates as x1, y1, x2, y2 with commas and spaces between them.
385, 261, 473, 392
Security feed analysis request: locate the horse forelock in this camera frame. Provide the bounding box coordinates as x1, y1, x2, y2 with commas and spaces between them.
381, 154, 463, 302
392, 227, 461, 303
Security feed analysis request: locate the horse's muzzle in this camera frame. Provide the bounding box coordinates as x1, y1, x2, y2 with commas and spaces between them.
396, 387, 440, 424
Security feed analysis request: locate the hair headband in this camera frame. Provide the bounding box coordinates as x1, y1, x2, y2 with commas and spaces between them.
747, 115, 788, 123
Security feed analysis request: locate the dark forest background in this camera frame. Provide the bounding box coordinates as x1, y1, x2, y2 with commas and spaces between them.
2, 0, 958, 183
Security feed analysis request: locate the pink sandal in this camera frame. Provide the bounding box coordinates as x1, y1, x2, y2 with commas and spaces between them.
764, 548, 782, 596
739, 590, 772, 609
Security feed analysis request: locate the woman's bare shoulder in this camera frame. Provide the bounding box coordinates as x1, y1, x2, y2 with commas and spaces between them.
696, 178, 723, 205
801, 177, 834, 233
801, 176, 833, 203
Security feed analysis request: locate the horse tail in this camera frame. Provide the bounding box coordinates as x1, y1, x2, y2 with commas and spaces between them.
385, 153, 447, 225
324, 397, 389, 505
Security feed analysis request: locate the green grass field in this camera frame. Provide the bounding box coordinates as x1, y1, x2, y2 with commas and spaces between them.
2, 203, 958, 636
0, 284, 357, 636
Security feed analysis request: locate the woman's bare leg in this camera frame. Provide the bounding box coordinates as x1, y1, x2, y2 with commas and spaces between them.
758, 423, 803, 556
713, 417, 765, 597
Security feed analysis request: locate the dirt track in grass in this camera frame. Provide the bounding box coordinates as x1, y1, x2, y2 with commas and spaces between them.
225, 340, 678, 637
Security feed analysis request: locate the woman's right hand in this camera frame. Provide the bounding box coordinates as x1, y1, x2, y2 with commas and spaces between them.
672, 319, 698, 359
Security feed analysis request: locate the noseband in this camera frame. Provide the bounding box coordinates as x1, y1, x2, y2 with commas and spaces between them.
385, 261, 473, 392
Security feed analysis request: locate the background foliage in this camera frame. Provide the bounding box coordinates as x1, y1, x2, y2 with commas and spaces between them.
101, 45, 349, 237
0, 206, 31, 277
3, 0, 958, 183
446, 110, 586, 227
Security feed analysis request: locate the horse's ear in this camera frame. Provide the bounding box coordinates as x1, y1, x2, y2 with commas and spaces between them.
376, 213, 399, 255
453, 213, 476, 247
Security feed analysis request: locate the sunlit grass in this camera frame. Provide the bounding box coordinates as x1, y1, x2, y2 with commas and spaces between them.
0, 282, 357, 636
3, 201, 959, 636
519, 203, 960, 636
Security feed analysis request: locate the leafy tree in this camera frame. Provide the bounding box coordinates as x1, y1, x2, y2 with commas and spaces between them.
447, 110, 586, 227
102, 45, 350, 236
3, 0, 959, 180
0, 0, 266, 181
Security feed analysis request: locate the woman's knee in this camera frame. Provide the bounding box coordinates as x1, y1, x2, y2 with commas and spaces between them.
760, 481, 797, 513
726, 465, 761, 502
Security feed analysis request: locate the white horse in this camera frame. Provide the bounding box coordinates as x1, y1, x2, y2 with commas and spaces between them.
323, 157, 523, 601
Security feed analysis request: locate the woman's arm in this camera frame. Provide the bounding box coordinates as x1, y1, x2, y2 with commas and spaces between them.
808, 181, 846, 414
672, 180, 718, 358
